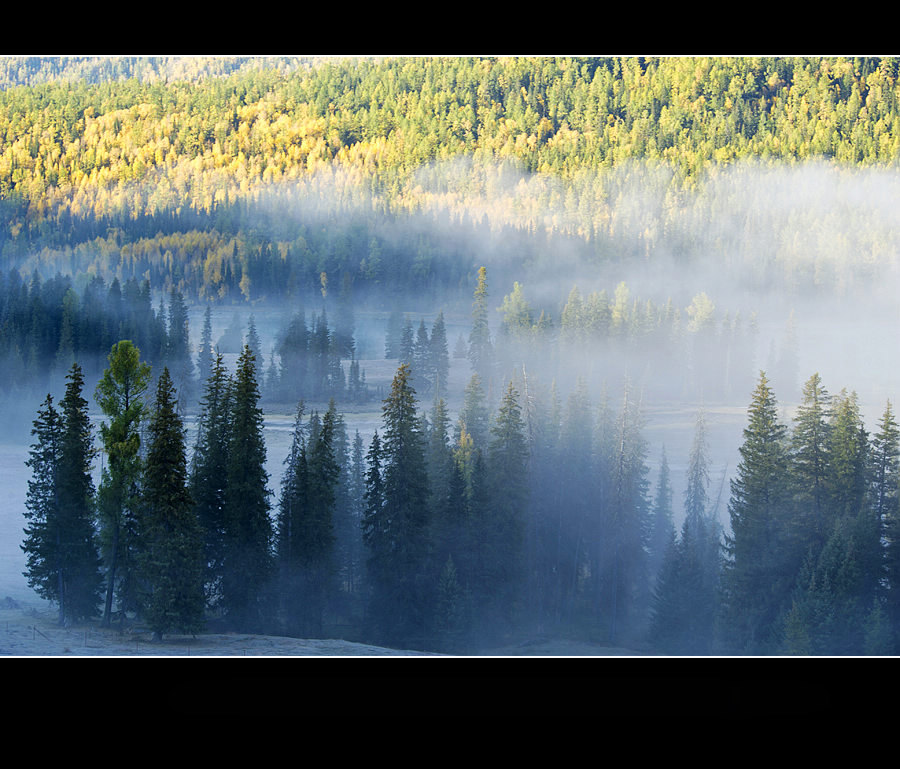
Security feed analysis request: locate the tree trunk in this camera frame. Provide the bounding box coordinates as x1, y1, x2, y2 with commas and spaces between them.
103, 528, 119, 627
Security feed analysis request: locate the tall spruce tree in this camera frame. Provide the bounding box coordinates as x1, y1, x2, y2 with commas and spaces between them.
95, 340, 152, 626
22, 387, 102, 625
55, 364, 103, 624
139, 368, 206, 640
196, 304, 214, 388
721, 371, 792, 653
165, 290, 193, 403
468, 266, 493, 387
277, 402, 339, 637
36, 363, 101, 624
221, 344, 274, 632
364, 363, 431, 648
477, 380, 530, 639
189, 352, 233, 609
789, 373, 833, 560
873, 401, 900, 647
650, 410, 721, 654
22, 395, 65, 618
430, 311, 450, 399
647, 446, 676, 586
605, 380, 652, 645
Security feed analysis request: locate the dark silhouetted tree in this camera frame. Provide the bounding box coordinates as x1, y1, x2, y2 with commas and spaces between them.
221, 345, 274, 632
139, 367, 206, 639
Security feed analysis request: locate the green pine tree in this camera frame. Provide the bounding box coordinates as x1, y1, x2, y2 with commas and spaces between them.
468, 266, 494, 386
139, 367, 206, 640
190, 351, 233, 609
221, 344, 274, 632
45, 365, 104, 624
277, 402, 339, 637
94, 340, 152, 626
721, 371, 792, 654
22, 388, 103, 625
364, 363, 431, 648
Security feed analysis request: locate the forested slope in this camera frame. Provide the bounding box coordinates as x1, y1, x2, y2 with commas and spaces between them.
1, 55, 899, 306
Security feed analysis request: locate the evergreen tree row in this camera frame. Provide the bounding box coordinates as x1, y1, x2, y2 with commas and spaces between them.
0, 268, 194, 401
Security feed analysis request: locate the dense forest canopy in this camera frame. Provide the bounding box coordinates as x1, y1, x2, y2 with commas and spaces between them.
0, 55, 899, 310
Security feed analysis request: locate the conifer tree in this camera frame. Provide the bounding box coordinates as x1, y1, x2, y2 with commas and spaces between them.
603, 380, 652, 644
411, 318, 431, 395
874, 401, 900, 646
789, 373, 832, 558
344, 429, 367, 597
457, 373, 490, 452
22, 387, 102, 625
364, 363, 431, 648
430, 311, 450, 398
468, 266, 493, 386
53, 364, 103, 624
721, 371, 792, 653
650, 410, 721, 654
139, 367, 205, 639
647, 446, 675, 584
196, 304, 214, 388
221, 344, 274, 632
277, 309, 309, 403
554, 377, 594, 626
277, 402, 340, 637
190, 352, 233, 608
477, 380, 529, 638
95, 340, 152, 626
826, 389, 869, 524
22, 395, 65, 618
165, 290, 193, 402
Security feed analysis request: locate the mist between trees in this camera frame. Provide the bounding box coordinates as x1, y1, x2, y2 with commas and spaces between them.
15, 261, 900, 655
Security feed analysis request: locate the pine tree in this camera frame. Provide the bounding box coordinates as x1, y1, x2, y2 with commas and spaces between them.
165, 290, 193, 402
468, 266, 493, 386
477, 380, 529, 638
221, 344, 274, 632
457, 373, 490, 452
604, 380, 652, 645
384, 309, 403, 359
364, 363, 431, 648
650, 410, 721, 654
196, 304, 214, 388
411, 318, 431, 395
554, 377, 594, 627
434, 555, 466, 653
721, 371, 792, 653
26, 363, 101, 624
430, 311, 450, 398
139, 367, 206, 640
789, 373, 832, 558
22, 389, 102, 625
647, 446, 676, 584
277, 402, 340, 637
95, 340, 152, 626
22, 395, 65, 618
344, 429, 367, 597
246, 313, 263, 366
190, 352, 233, 609
277, 310, 309, 403
874, 401, 900, 646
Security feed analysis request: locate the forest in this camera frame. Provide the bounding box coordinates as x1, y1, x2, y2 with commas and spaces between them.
9, 55, 900, 655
